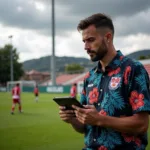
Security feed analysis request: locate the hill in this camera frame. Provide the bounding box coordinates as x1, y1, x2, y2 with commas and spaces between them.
23, 56, 95, 72
23, 49, 150, 72
126, 49, 150, 59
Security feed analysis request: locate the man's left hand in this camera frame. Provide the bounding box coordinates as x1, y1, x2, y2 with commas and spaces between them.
72, 105, 102, 126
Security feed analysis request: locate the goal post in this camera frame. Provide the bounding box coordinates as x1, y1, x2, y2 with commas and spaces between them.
7, 80, 36, 92
77, 81, 84, 96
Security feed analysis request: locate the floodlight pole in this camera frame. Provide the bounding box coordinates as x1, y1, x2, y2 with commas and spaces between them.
9, 35, 14, 82
51, 0, 56, 85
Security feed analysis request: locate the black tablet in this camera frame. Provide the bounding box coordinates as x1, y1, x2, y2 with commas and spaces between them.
53, 97, 83, 110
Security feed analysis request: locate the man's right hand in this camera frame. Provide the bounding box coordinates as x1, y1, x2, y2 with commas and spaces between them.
59, 106, 76, 123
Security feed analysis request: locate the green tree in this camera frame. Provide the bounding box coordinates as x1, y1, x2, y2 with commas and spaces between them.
138, 55, 147, 60
0, 44, 24, 85
65, 63, 84, 74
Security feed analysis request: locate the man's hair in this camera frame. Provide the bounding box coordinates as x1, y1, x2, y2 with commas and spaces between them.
73, 83, 77, 86
16, 83, 19, 86
77, 13, 114, 35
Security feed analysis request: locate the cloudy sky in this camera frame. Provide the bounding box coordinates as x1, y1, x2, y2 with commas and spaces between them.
0, 0, 150, 62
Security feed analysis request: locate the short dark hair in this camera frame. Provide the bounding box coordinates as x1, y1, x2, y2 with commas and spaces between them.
77, 13, 114, 35
16, 83, 19, 86
74, 83, 77, 86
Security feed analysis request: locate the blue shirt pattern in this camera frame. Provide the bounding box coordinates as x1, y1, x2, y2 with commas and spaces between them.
80, 50, 150, 150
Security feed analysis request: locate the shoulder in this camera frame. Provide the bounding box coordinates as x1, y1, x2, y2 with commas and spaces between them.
122, 57, 146, 70
123, 57, 149, 80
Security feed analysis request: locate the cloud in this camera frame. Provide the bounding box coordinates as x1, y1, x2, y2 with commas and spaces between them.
0, 0, 150, 37
0, 0, 150, 62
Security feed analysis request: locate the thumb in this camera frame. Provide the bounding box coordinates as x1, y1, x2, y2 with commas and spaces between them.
83, 105, 95, 109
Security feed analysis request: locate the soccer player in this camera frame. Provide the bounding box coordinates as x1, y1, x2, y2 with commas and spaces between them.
11, 83, 22, 114
34, 85, 39, 102
70, 83, 77, 99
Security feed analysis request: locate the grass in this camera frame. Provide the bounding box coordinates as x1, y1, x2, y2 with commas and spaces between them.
0, 92, 83, 150
0, 92, 150, 150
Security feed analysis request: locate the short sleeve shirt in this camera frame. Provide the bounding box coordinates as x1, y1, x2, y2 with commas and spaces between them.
12, 86, 20, 99
80, 50, 150, 150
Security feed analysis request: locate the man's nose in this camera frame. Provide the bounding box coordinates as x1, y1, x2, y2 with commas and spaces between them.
84, 43, 90, 51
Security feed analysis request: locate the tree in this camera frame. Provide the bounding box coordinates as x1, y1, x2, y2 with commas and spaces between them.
65, 63, 84, 74
138, 55, 147, 60
0, 44, 24, 85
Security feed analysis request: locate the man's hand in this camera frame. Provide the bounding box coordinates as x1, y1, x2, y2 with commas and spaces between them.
59, 106, 76, 123
72, 105, 102, 126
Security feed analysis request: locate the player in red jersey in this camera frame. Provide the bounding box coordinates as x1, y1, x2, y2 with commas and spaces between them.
70, 83, 77, 99
11, 83, 22, 114
34, 85, 39, 102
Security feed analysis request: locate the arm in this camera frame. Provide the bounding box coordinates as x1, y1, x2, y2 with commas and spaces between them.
99, 112, 149, 135
73, 105, 149, 135
70, 118, 85, 133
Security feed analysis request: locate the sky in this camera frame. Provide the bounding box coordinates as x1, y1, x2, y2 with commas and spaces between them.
0, 0, 150, 62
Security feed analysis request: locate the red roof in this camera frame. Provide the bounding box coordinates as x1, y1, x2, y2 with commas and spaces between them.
144, 64, 150, 76
26, 70, 50, 76
27, 70, 41, 75
56, 74, 80, 85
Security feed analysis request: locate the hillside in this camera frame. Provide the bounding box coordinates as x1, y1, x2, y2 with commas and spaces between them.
126, 49, 150, 59
23, 56, 95, 72
23, 49, 150, 72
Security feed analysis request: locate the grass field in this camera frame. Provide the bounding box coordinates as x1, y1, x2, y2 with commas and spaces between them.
0, 92, 83, 150
0, 92, 150, 150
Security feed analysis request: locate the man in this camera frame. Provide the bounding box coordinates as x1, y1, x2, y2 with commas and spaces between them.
11, 83, 22, 114
59, 13, 150, 150
70, 83, 77, 98
34, 85, 39, 102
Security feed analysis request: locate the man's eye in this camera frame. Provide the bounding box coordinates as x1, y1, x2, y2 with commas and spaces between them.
88, 38, 94, 42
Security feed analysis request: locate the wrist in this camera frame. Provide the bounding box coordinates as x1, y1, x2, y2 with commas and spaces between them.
68, 117, 77, 124
96, 114, 106, 126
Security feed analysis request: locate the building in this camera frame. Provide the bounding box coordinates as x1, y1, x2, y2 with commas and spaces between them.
22, 70, 50, 83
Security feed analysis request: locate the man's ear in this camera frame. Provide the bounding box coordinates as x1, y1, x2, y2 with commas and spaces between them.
105, 32, 112, 43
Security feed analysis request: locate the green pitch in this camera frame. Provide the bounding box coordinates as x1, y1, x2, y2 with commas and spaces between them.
0, 92, 150, 150
0, 92, 83, 150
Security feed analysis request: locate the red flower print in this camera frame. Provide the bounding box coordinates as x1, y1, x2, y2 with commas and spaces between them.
129, 91, 144, 110
124, 66, 131, 84
135, 138, 141, 147
89, 87, 99, 104
120, 56, 124, 60
84, 72, 90, 79
99, 109, 107, 116
122, 133, 133, 143
122, 134, 141, 147
108, 67, 121, 76
98, 146, 108, 150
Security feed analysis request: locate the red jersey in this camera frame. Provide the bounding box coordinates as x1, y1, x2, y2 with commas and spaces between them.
34, 87, 39, 94
12, 86, 20, 99
70, 85, 77, 97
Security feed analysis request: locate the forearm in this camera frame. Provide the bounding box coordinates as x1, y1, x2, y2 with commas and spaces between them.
99, 114, 148, 135
70, 118, 85, 134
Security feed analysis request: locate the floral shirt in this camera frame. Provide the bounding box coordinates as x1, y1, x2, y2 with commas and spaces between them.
80, 50, 150, 150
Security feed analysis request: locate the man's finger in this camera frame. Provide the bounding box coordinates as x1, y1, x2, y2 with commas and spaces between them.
59, 106, 66, 110
83, 105, 95, 109
72, 105, 86, 113
59, 110, 74, 114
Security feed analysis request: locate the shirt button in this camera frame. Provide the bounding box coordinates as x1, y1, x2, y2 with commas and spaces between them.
93, 139, 96, 142
100, 89, 103, 92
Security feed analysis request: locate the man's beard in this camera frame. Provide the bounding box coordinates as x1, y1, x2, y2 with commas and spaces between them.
87, 41, 108, 62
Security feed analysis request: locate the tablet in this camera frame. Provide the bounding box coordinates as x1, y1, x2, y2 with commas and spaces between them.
53, 96, 83, 110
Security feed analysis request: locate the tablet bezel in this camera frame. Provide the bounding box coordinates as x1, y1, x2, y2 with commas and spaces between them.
53, 96, 83, 110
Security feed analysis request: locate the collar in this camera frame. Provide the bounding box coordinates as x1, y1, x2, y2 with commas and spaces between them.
95, 50, 124, 73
